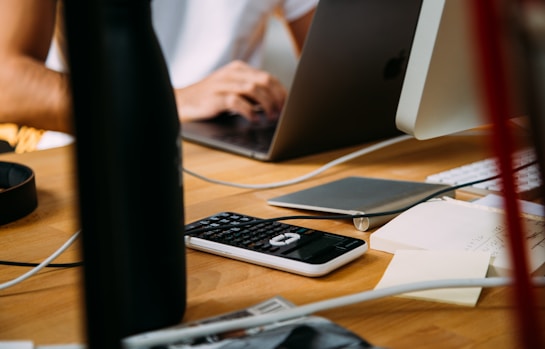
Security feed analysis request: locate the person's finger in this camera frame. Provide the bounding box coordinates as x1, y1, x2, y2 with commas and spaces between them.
222, 93, 260, 122
222, 61, 286, 119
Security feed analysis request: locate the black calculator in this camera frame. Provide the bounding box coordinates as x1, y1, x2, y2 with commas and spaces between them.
184, 212, 368, 277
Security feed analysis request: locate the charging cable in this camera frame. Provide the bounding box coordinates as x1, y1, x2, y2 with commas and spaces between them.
0, 230, 81, 291
122, 275, 545, 348
183, 134, 414, 189
6, 276, 544, 348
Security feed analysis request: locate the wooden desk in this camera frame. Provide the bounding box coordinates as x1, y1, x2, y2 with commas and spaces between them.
1, 134, 544, 348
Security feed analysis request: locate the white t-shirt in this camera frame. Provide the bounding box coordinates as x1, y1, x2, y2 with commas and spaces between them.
150, 0, 317, 88
46, 0, 318, 88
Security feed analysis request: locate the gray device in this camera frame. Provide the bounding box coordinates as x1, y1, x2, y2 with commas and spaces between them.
268, 177, 454, 231
181, 0, 423, 161
184, 212, 368, 277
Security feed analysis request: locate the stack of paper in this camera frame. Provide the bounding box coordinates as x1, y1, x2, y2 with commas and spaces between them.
371, 197, 545, 276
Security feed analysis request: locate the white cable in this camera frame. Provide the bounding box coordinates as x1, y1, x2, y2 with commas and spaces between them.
36, 345, 86, 349
0, 230, 81, 291
183, 134, 414, 189
122, 276, 545, 348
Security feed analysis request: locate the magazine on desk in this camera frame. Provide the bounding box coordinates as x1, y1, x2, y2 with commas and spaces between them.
165, 296, 379, 349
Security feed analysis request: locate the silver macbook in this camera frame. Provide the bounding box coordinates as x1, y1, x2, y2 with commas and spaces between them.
181, 0, 423, 161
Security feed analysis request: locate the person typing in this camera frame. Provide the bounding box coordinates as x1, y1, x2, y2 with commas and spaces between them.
0, 0, 316, 150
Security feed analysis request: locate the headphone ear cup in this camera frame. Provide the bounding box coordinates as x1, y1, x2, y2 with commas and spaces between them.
0, 162, 38, 225
0, 140, 15, 153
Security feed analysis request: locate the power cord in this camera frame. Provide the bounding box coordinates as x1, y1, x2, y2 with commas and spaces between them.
121, 275, 545, 348
6, 276, 544, 348
0, 230, 81, 291
0, 261, 83, 268
183, 134, 414, 189
2, 131, 541, 346
1, 160, 537, 280
184, 159, 538, 235
0, 136, 412, 274
2, 163, 542, 345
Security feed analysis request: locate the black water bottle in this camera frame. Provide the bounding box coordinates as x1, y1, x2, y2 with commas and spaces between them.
63, 0, 186, 347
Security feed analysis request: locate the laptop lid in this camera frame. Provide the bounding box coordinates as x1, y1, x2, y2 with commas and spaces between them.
181, 0, 423, 161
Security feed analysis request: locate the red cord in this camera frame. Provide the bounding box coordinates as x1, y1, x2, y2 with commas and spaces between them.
469, 0, 543, 348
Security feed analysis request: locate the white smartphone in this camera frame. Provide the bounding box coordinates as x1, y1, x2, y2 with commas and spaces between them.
184, 212, 368, 277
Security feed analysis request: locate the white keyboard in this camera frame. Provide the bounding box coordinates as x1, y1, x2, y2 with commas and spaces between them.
426, 148, 542, 200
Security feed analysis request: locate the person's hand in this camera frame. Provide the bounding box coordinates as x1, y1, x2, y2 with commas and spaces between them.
174, 60, 287, 123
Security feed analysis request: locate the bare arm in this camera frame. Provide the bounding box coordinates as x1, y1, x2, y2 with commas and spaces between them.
0, 0, 73, 133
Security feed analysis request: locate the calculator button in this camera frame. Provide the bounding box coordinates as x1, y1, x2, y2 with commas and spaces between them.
269, 232, 300, 246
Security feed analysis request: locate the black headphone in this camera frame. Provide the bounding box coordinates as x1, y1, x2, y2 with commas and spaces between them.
0, 162, 38, 225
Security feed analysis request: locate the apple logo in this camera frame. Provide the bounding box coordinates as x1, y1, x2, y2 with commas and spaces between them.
383, 50, 407, 80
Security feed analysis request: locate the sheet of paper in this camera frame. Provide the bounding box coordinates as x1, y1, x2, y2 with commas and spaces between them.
370, 198, 545, 276
375, 250, 491, 306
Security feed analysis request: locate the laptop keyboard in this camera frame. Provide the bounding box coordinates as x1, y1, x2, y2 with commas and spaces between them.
214, 123, 276, 153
